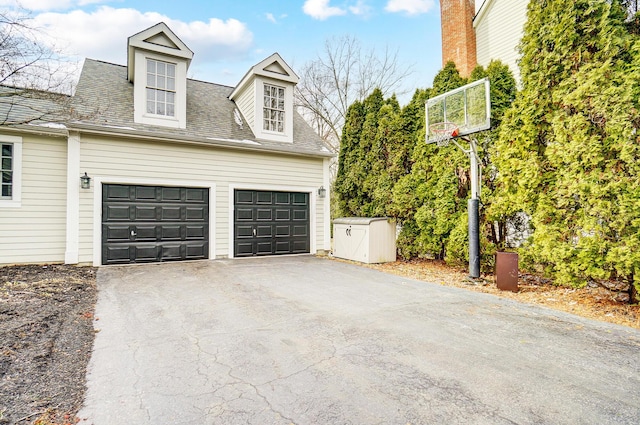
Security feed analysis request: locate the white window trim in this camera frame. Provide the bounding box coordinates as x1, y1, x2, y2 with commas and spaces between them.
0, 134, 22, 208
133, 50, 187, 129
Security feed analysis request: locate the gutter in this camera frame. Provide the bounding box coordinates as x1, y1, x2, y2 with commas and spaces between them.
66, 122, 335, 159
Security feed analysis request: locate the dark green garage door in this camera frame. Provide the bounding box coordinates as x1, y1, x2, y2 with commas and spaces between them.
102, 184, 209, 265
234, 190, 310, 257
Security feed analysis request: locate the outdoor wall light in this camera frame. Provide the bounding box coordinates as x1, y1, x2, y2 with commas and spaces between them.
80, 172, 91, 189
318, 186, 326, 198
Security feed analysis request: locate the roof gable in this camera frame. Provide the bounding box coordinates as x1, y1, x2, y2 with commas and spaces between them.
127, 22, 194, 81
229, 53, 298, 101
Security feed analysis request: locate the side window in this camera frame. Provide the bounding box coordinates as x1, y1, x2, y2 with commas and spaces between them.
0, 135, 21, 207
1, 143, 12, 198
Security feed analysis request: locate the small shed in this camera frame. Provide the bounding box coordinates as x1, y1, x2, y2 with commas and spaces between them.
333, 217, 396, 264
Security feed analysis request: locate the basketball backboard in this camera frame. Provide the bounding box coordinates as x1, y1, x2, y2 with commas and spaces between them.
425, 77, 491, 143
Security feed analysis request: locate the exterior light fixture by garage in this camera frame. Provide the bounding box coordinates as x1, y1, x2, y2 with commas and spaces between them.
318, 186, 326, 198
80, 172, 91, 189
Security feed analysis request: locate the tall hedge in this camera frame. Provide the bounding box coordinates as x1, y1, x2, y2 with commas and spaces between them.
491, 0, 640, 291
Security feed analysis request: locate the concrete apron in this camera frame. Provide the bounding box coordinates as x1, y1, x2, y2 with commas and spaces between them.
78, 256, 640, 425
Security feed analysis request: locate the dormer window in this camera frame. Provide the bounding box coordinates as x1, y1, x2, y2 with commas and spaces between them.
229, 53, 299, 143
128, 23, 193, 129
146, 59, 176, 117
263, 83, 285, 133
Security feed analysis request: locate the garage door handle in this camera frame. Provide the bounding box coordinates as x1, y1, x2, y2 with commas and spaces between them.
253, 228, 256, 237
131, 230, 137, 237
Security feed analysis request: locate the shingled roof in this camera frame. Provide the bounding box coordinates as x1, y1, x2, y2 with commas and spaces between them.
70, 59, 332, 158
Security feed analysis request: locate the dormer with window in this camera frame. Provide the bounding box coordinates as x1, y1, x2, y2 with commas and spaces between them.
229, 53, 298, 143
127, 23, 193, 129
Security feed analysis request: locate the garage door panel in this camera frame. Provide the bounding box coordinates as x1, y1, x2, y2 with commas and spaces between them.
186, 207, 205, 220
104, 246, 131, 263
135, 206, 157, 220
105, 184, 130, 200
236, 208, 254, 221
234, 189, 309, 257
275, 192, 290, 204
186, 226, 205, 239
275, 241, 291, 253
186, 189, 205, 202
186, 243, 208, 259
134, 245, 159, 262
257, 192, 272, 204
236, 190, 254, 204
257, 208, 272, 220
256, 225, 272, 237
275, 209, 291, 220
275, 225, 290, 237
236, 225, 253, 238
292, 193, 308, 205
161, 207, 181, 220
292, 240, 309, 253
256, 241, 273, 255
293, 225, 308, 237
102, 184, 209, 265
136, 186, 157, 200
161, 187, 181, 201
293, 209, 308, 221
161, 225, 181, 240
161, 244, 181, 260
104, 225, 130, 241
134, 226, 157, 241
104, 205, 130, 221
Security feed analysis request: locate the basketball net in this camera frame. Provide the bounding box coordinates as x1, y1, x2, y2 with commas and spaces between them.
429, 122, 459, 147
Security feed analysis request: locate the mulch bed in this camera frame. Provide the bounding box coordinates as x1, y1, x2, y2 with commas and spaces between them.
0, 265, 97, 425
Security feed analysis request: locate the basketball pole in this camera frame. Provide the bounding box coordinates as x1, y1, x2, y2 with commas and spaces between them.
452, 136, 481, 279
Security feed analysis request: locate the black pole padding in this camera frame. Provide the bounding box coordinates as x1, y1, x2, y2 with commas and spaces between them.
468, 198, 480, 278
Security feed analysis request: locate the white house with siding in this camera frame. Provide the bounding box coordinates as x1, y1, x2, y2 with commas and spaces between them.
0, 22, 333, 266
473, 0, 529, 83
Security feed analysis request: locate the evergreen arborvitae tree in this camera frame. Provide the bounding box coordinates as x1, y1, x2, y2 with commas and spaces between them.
334, 100, 365, 217
493, 0, 640, 294
391, 64, 469, 261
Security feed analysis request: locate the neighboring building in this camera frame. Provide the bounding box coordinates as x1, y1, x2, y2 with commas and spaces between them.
440, 0, 529, 82
0, 22, 332, 266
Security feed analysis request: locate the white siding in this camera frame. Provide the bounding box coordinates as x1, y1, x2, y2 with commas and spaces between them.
474, 0, 528, 84
235, 81, 255, 131
78, 135, 326, 264
0, 133, 67, 264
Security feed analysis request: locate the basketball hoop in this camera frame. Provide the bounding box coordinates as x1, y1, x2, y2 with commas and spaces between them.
429, 122, 459, 147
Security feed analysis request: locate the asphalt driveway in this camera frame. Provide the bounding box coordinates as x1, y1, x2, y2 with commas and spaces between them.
79, 256, 640, 424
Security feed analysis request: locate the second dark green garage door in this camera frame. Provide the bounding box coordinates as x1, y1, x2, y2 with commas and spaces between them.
234, 189, 310, 257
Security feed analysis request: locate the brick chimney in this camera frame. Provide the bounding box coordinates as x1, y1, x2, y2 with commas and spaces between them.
440, 0, 477, 77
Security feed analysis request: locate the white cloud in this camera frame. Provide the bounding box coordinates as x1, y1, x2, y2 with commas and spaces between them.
266, 12, 277, 23
349, 0, 372, 17
385, 0, 434, 15
30, 6, 253, 65
302, 0, 346, 20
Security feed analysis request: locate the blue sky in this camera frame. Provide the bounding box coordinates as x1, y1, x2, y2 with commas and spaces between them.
2, 0, 443, 104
